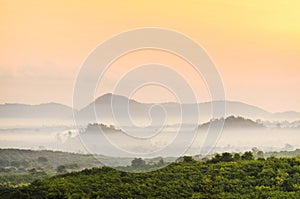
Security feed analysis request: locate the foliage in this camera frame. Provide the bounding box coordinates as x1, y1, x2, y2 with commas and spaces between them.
2, 152, 300, 198
0, 148, 100, 175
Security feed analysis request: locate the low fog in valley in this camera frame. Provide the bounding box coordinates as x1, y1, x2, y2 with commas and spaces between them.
1, 94, 300, 165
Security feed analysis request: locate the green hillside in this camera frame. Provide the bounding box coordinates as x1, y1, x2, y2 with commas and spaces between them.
3, 153, 300, 198
0, 149, 100, 174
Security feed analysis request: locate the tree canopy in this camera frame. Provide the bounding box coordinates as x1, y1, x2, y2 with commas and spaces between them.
2, 152, 300, 198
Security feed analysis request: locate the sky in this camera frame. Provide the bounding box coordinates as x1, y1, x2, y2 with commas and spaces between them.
0, 0, 300, 112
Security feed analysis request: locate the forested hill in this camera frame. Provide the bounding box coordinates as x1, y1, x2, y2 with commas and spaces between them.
199, 115, 265, 129
0, 149, 99, 173
4, 153, 300, 198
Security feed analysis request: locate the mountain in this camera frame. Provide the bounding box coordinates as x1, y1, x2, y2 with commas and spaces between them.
77, 93, 300, 124
273, 111, 300, 119
1, 93, 300, 122
77, 93, 145, 119
0, 102, 74, 119
75, 93, 151, 125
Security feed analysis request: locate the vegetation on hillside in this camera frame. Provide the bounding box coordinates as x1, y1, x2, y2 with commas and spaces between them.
199, 115, 265, 129
0, 149, 100, 174
2, 152, 300, 198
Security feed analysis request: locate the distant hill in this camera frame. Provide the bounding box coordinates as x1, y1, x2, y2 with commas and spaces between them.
0, 148, 99, 173
1, 93, 300, 122
199, 116, 265, 129
76, 93, 300, 123
77, 93, 147, 122
0, 103, 74, 119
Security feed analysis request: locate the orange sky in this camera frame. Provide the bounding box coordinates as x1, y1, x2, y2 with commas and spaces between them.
0, 0, 300, 112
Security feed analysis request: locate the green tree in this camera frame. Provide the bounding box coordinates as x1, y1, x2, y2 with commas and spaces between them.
233, 153, 241, 161
220, 152, 233, 162
242, 151, 254, 160
182, 156, 196, 163
131, 158, 146, 169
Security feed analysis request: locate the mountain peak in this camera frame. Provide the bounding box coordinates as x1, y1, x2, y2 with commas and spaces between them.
94, 93, 140, 104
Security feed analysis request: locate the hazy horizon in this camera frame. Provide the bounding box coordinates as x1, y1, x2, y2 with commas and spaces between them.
1, 1, 300, 112
1, 0, 300, 158
1, 92, 300, 114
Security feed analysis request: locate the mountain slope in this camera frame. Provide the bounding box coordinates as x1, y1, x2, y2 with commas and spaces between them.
0, 102, 74, 119
77, 94, 300, 123
1, 94, 299, 121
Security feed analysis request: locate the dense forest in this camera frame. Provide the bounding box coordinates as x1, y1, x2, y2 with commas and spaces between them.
2, 151, 300, 198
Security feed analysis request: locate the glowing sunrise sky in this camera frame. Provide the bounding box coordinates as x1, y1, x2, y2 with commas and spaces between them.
0, 0, 299, 112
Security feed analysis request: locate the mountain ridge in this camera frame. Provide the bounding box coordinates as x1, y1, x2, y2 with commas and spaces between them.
0, 102, 74, 119
1, 93, 300, 121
